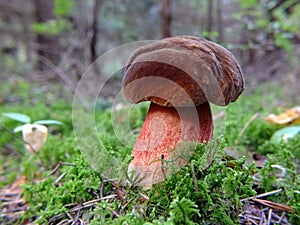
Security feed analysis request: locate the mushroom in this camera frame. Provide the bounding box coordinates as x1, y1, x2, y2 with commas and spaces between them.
122, 36, 244, 186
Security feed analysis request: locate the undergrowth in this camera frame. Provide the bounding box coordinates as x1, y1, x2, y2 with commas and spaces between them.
0, 79, 299, 224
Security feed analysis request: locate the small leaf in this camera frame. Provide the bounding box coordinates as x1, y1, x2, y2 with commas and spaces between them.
34, 120, 63, 125
2, 113, 31, 123
270, 126, 300, 143
13, 125, 25, 133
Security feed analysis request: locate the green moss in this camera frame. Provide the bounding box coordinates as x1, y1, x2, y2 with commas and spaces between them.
146, 140, 256, 224
1, 80, 299, 224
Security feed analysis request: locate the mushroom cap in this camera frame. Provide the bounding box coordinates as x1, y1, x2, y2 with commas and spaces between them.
123, 36, 244, 107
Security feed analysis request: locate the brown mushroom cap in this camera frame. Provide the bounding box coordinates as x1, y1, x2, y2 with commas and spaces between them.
123, 36, 244, 107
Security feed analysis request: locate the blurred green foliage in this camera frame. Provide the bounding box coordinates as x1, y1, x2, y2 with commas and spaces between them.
32, 0, 74, 35
234, 0, 300, 52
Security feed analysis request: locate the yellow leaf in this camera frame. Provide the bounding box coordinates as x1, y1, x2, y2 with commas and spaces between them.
22, 124, 48, 153
265, 106, 300, 125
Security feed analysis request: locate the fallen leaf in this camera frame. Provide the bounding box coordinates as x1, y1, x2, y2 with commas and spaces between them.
270, 126, 300, 143
22, 124, 48, 153
265, 106, 300, 125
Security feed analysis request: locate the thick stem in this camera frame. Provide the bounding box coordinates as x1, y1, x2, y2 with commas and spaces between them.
128, 102, 213, 186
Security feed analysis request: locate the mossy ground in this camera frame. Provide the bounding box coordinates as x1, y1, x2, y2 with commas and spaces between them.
0, 78, 299, 224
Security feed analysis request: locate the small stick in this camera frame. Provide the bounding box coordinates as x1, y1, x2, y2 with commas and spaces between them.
55, 172, 67, 184
49, 194, 117, 223
57, 219, 72, 225
71, 203, 82, 225
65, 211, 74, 220
69, 194, 118, 212
0, 124, 46, 168
248, 218, 259, 225
241, 189, 283, 202
41, 162, 75, 182
236, 113, 259, 144
278, 212, 286, 224
260, 211, 266, 225
161, 154, 167, 181
252, 198, 292, 212
99, 180, 105, 199
267, 208, 272, 225
109, 207, 120, 218
191, 161, 199, 192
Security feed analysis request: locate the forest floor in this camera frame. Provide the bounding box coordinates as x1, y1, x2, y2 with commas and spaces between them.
0, 71, 300, 224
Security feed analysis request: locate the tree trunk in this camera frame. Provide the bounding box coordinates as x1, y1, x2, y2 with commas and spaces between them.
160, 0, 171, 38
90, 0, 102, 64
33, 0, 59, 70
216, 0, 223, 43
206, 0, 214, 39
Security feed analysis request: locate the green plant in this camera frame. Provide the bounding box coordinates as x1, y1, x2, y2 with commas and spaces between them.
257, 143, 300, 224
145, 140, 256, 224
32, 0, 74, 35
168, 197, 200, 225
234, 0, 300, 53
22, 153, 102, 224
2, 112, 63, 133
1, 78, 300, 224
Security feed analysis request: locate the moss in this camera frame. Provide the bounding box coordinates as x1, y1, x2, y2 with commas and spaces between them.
0, 80, 299, 224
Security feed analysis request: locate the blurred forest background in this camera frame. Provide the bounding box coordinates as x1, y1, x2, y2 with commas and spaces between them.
0, 0, 300, 100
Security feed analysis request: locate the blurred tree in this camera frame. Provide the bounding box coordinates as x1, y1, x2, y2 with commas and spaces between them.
0, 1, 33, 73
206, 0, 214, 40
33, 0, 60, 70
90, 0, 104, 63
0, 0, 299, 86
216, 0, 224, 43
234, 0, 300, 81
160, 0, 171, 38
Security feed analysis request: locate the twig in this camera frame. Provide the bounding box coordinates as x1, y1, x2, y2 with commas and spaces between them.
241, 189, 283, 202
50, 162, 76, 175
267, 208, 272, 225
161, 154, 167, 181
272, 211, 289, 224
248, 218, 259, 225
55, 172, 67, 184
99, 180, 105, 199
0, 124, 47, 169
191, 161, 199, 192
1, 199, 24, 206
127, 171, 147, 187
278, 212, 287, 224
252, 198, 292, 212
65, 211, 74, 220
236, 113, 259, 144
56, 219, 72, 225
261, 211, 266, 225
49, 194, 117, 223
71, 202, 82, 225
70, 196, 118, 212
108, 206, 120, 218
41, 162, 75, 182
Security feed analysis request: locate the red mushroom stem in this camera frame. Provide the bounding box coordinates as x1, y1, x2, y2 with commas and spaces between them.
128, 101, 213, 184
